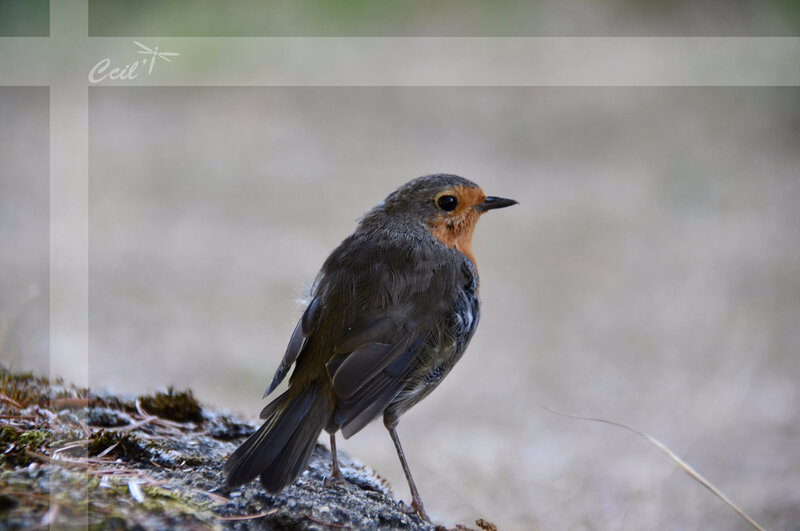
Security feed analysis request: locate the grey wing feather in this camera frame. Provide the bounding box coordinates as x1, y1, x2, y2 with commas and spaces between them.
335, 332, 428, 438
300, 296, 320, 335
331, 338, 409, 399
263, 297, 320, 397
327, 316, 406, 399
333, 317, 395, 354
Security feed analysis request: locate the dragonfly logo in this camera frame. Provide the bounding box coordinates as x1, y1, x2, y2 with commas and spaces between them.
89, 41, 181, 83
133, 40, 181, 75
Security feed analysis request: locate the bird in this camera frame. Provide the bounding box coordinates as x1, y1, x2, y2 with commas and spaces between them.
223, 174, 517, 521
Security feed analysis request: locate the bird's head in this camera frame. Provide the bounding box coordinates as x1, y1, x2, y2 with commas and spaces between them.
378, 174, 517, 265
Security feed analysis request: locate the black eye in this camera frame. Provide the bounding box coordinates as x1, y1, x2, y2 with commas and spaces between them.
436, 195, 458, 212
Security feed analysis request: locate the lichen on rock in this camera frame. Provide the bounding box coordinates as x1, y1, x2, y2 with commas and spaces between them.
0, 367, 493, 530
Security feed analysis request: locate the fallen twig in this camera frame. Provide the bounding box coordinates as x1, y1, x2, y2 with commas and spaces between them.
51, 397, 90, 409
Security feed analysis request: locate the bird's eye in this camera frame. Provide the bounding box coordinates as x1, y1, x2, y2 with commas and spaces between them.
436, 195, 458, 212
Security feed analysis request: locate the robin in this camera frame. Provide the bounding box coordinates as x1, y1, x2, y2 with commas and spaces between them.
224, 174, 516, 521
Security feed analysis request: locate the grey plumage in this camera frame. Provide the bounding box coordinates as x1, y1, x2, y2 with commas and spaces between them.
223, 174, 516, 520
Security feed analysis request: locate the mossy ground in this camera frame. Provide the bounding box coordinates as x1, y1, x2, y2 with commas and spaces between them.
0, 366, 493, 530
138, 387, 203, 424
0, 366, 225, 528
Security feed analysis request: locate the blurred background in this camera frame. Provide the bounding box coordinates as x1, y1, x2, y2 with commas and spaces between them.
2, 1, 800, 530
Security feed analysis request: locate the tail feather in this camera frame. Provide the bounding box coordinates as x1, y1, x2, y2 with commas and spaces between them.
259, 407, 325, 491
224, 384, 329, 491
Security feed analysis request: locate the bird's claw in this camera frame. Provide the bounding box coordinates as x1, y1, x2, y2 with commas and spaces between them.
322, 473, 348, 489
398, 500, 430, 522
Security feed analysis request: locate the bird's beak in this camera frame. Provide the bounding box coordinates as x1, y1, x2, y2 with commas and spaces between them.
476, 196, 518, 212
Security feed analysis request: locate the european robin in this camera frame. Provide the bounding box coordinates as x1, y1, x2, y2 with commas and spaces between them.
224, 174, 517, 520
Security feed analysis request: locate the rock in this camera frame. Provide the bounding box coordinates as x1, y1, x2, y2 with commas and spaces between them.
0, 367, 492, 530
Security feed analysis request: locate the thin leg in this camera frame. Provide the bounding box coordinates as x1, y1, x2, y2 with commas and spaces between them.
323, 432, 346, 488
329, 432, 342, 479
385, 422, 429, 522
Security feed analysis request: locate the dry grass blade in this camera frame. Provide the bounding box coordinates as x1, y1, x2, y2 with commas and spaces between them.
133, 471, 167, 486
190, 488, 229, 504
542, 405, 764, 531
96, 441, 120, 459
24, 450, 88, 470
217, 508, 278, 521
74, 416, 92, 438
106, 417, 159, 433
133, 399, 192, 431
51, 439, 90, 456
0, 393, 23, 409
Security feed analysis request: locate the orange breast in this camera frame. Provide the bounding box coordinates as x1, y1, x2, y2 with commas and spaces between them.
429, 209, 480, 269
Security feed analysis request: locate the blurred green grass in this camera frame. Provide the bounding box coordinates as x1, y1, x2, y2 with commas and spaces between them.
88, 0, 800, 36
0, 0, 48, 36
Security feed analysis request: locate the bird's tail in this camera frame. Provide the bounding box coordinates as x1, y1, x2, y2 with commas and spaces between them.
224, 382, 329, 492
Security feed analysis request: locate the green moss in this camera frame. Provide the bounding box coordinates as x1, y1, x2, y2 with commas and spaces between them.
88, 431, 151, 462
0, 367, 50, 409
0, 429, 51, 467
0, 425, 20, 445
88, 481, 214, 528
138, 387, 202, 423
17, 429, 47, 447
135, 483, 215, 524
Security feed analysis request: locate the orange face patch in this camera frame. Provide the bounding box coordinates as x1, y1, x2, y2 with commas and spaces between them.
428, 185, 487, 268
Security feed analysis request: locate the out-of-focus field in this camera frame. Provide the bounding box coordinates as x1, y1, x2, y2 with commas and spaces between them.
7, 85, 799, 530
2, 3, 800, 529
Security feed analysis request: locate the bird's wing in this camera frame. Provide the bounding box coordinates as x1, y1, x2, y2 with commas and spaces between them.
325, 261, 457, 437
328, 318, 403, 398
262, 297, 321, 397
333, 330, 430, 438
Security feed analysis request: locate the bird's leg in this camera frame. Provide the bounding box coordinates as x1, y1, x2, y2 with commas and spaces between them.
329, 432, 343, 479
384, 417, 429, 522
323, 432, 346, 488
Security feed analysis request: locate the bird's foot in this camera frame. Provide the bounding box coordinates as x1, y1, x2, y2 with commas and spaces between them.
398, 500, 430, 522
322, 471, 349, 489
